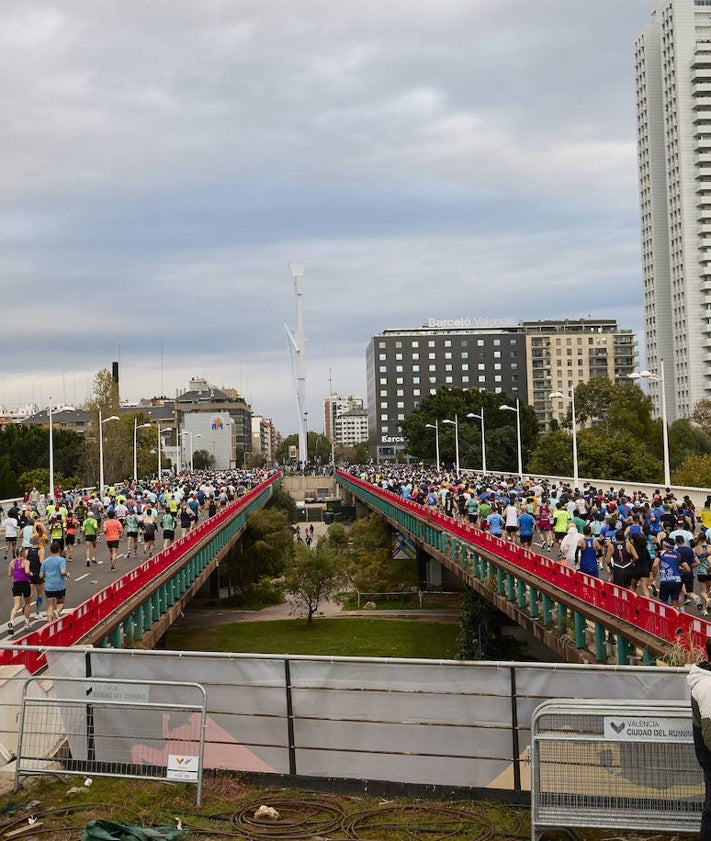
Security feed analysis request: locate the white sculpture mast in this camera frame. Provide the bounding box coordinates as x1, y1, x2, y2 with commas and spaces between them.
285, 262, 308, 467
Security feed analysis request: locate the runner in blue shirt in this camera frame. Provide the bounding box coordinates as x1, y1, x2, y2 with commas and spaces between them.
517, 509, 535, 547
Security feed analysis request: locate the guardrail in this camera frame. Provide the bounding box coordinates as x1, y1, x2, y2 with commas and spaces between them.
4, 473, 280, 673
531, 699, 701, 838
338, 471, 710, 657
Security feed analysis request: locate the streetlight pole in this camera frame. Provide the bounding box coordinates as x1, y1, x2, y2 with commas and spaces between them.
466, 412, 487, 475
133, 419, 152, 483
500, 398, 522, 480
181, 430, 201, 472
98, 409, 119, 494
48, 399, 55, 501
157, 426, 173, 482
549, 390, 579, 489
425, 421, 440, 471
629, 360, 671, 488
442, 415, 460, 476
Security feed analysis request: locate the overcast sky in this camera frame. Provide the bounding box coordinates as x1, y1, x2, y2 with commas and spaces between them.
2, 0, 653, 434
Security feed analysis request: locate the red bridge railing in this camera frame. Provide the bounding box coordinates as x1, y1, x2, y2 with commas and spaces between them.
4, 473, 280, 673
340, 471, 709, 653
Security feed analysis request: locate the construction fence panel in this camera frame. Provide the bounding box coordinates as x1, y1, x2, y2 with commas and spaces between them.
15, 677, 207, 804
531, 699, 703, 840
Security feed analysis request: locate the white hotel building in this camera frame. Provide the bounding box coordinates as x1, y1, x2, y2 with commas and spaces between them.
635, 0, 711, 420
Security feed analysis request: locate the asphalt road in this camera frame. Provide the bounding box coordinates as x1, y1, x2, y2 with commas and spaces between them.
0, 527, 195, 643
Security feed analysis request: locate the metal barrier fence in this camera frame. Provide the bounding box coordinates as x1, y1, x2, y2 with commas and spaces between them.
15, 677, 207, 803
530, 699, 703, 839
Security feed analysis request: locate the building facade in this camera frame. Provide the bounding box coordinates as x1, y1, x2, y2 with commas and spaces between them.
366, 324, 527, 461
635, 0, 711, 421
335, 407, 369, 448
523, 320, 637, 428
323, 394, 366, 445
175, 377, 251, 467
367, 319, 638, 460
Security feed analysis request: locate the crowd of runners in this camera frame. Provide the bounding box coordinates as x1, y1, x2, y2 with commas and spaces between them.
347, 466, 711, 614
1, 469, 276, 635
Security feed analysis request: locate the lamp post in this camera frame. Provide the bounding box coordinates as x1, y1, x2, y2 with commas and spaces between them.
48, 399, 55, 502
630, 360, 671, 488
133, 419, 152, 483
500, 398, 522, 480
442, 415, 460, 476
466, 411, 487, 475
157, 426, 173, 482
549, 390, 579, 489
98, 409, 120, 494
424, 421, 440, 471
181, 431, 202, 472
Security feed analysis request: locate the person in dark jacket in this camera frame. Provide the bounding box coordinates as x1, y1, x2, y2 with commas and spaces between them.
688, 636, 711, 840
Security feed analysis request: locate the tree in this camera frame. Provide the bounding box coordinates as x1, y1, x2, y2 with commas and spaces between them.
335, 442, 369, 464
275, 432, 332, 465
400, 386, 539, 473
529, 429, 575, 477
672, 454, 711, 488
457, 588, 522, 661
283, 541, 347, 623
0, 456, 19, 498
192, 449, 215, 470
573, 377, 615, 431
224, 508, 294, 591
346, 513, 419, 594
692, 399, 711, 438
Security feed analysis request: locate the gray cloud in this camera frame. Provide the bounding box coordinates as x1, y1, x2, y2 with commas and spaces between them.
0, 0, 652, 431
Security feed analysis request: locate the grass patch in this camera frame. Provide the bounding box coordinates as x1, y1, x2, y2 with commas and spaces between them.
164, 617, 460, 659
2, 774, 531, 841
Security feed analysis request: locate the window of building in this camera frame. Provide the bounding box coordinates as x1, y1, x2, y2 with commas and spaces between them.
412, 340, 419, 348
462, 363, 469, 371
477, 340, 484, 346
461, 340, 468, 347
428, 340, 435, 347
429, 352, 436, 359
445, 376, 453, 383
396, 377, 403, 384
413, 389, 420, 396
413, 376, 420, 384
429, 377, 437, 384
429, 364, 436, 372
444, 340, 452, 347
478, 375, 486, 383
380, 390, 387, 397
379, 378, 387, 385
430, 388, 437, 395
380, 414, 388, 421
494, 363, 501, 370
397, 414, 405, 421
413, 353, 419, 360
445, 352, 452, 359
396, 365, 403, 372
412, 364, 420, 372
395, 341, 402, 348
379, 366, 387, 373
380, 402, 388, 409
397, 401, 404, 409
462, 375, 469, 383
478, 363, 485, 370
379, 353, 386, 361
493, 339, 501, 346
396, 389, 404, 396
445, 364, 453, 371
494, 375, 502, 382
462, 352, 468, 359
395, 353, 402, 360
494, 351, 501, 358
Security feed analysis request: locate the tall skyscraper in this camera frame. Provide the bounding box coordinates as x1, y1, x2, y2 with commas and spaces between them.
635, 0, 711, 421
